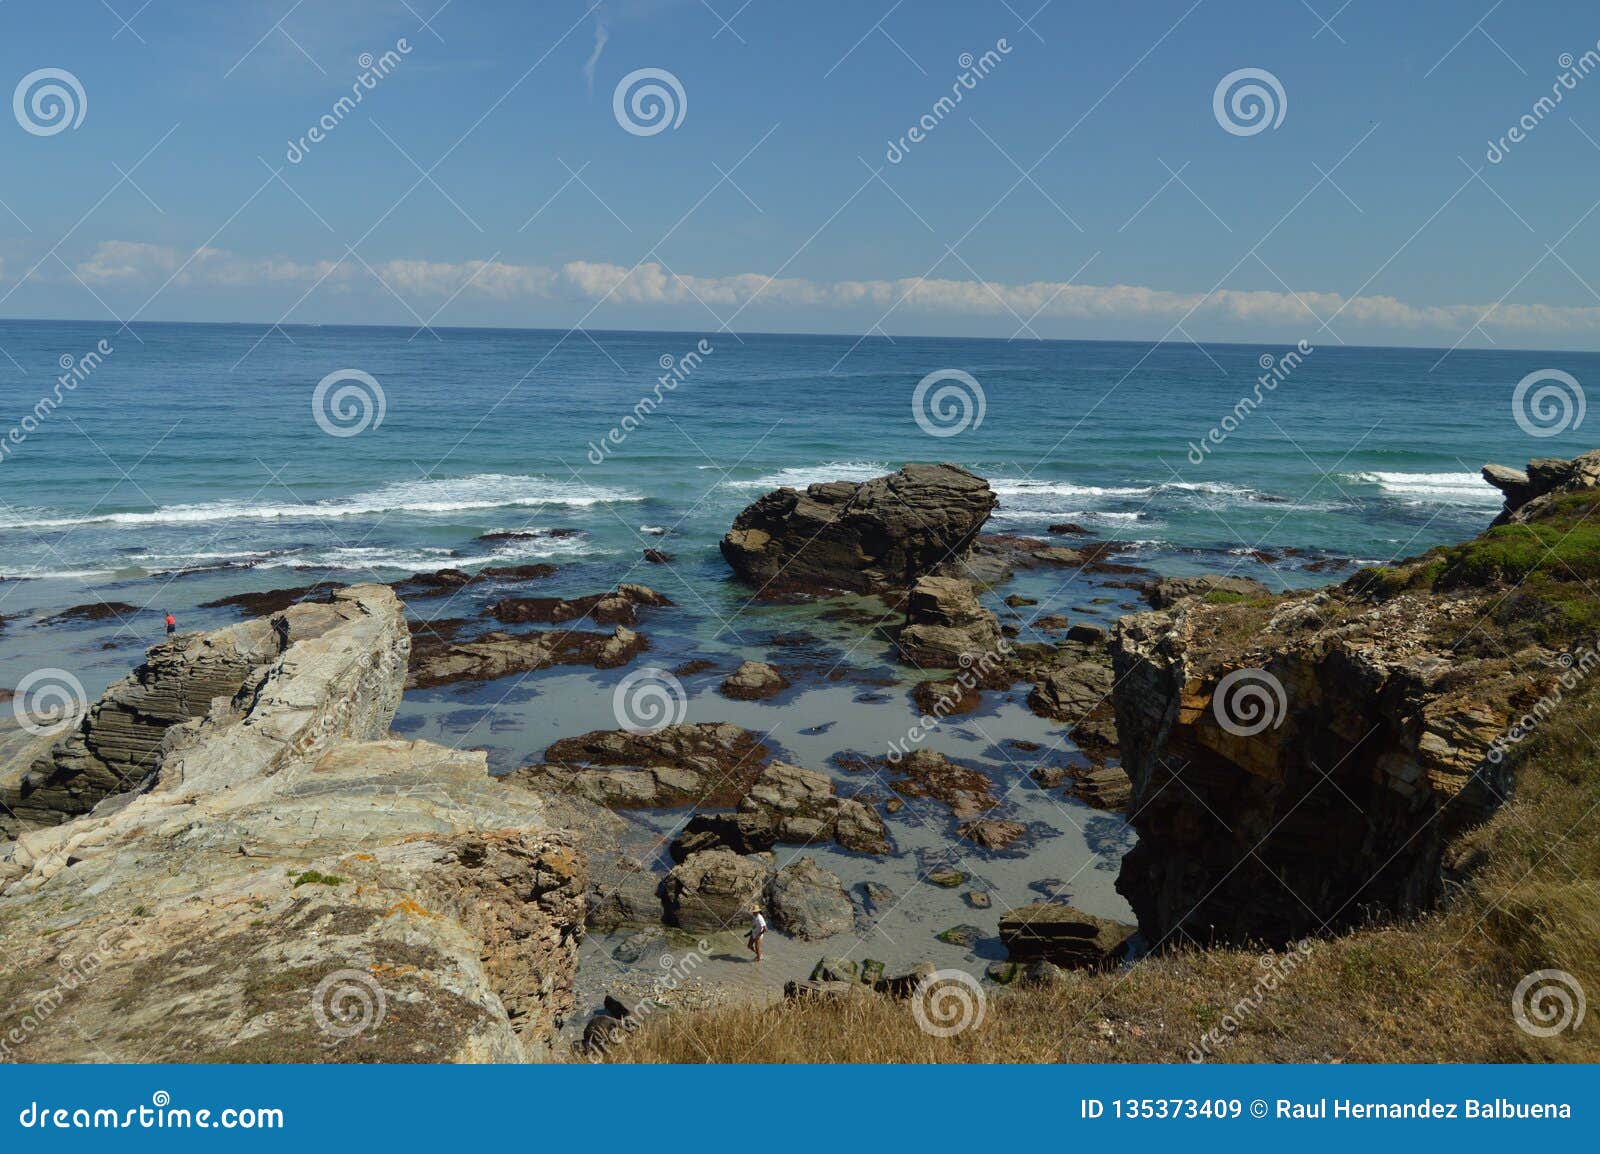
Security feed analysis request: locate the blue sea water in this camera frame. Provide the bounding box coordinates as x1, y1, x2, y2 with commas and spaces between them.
2, 318, 1596, 989
3, 319, 1592, 586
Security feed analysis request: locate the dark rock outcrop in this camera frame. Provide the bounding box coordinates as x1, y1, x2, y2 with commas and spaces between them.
766, 856, 853, 940
999, 903, 1134, 968
1484, 448, 1600, 524
406, 624, 646, 689
897, 576, 1003, 669
1110, 575, 1519, 947
520, 722, 772, 809
720, 463, 997, 596
661, 849, 771, 932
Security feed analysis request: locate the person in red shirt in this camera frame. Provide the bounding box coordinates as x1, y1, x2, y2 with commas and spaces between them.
164, 611, 176, 636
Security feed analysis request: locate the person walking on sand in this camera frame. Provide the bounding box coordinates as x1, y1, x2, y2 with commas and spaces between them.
164, 611, 176, 637
745, 905, 767, 963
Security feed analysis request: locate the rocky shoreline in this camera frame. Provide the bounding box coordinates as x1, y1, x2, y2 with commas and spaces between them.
2, 452, 1583, 1062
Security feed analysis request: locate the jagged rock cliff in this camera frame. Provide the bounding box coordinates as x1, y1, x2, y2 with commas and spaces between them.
0, 586, 585, 1063
1109, 451, 1598, 947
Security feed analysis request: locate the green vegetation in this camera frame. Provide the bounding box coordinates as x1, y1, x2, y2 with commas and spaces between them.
598, 678, 1599, 1062
290, 869, 345, 888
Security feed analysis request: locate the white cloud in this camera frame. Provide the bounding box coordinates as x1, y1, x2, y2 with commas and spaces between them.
65, 241, 1600, 336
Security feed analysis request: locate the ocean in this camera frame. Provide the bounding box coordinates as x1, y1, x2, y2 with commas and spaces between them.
1, 318, 1592, 989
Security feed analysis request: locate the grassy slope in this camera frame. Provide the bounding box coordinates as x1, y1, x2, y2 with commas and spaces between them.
599, 494, 1600, 1064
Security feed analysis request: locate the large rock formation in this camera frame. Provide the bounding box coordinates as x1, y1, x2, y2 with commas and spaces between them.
0, 586, 586, 1063
4, 601, 360, 827
1109, 559, 1529, 947
719, 463, 997, 596
1483, 448, 1600, 524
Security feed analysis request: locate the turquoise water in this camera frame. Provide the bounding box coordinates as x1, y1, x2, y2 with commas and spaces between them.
2, 318, 1595, 706
3, 319, 1590, 589
4, 319, 1594, 976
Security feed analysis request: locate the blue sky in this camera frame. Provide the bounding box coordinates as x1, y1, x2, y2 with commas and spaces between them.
2, 0, 1599, 348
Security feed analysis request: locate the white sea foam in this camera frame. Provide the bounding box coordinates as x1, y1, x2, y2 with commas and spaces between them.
1343, 471, 1501, 505
0, 474, 642, 531
723, 461, 893, 489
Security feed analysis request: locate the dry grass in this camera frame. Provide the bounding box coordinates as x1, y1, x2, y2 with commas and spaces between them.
598, 668, 1600, 1064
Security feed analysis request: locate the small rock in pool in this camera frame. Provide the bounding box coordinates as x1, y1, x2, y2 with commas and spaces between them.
936, 924, 984, 948
926, 867, 967, 888
964, 890, 991, 909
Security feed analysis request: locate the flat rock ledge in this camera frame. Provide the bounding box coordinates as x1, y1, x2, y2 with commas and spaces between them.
0, 586, 585, 1063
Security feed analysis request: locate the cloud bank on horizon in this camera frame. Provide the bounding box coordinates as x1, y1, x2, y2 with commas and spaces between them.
54, 240, 1600, 342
